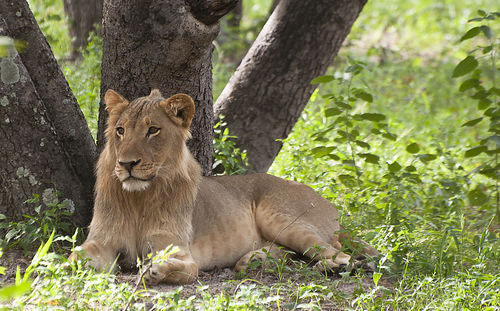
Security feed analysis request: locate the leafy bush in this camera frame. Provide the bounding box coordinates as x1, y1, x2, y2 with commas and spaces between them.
212, 116, 249, 175
271, 8, 499, 309
63, 31, 102, 139
0, 190, 75, 254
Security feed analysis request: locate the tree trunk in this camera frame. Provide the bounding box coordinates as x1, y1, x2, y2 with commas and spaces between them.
269, 0, 279, 15
62, 0, 103, 58
214, 0, 367, 172
0, 0, 97, 226
98, 0, 237, 176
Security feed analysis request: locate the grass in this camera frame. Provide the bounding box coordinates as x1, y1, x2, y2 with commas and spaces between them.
1, 0, 499, 310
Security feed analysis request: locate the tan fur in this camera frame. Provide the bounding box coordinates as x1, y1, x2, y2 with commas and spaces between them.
71, 89, 378, 284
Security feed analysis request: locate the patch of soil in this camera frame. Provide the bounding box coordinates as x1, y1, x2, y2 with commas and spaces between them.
0, 249, 30, 285
1, 250, 393, 309
118, 261, 392, 310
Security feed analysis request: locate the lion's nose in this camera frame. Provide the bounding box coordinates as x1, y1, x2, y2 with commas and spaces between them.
118, 159, 141, 172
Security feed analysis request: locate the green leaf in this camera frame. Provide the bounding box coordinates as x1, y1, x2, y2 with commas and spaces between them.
338, 174, 356, 186
468, 17, 484, 22
333, 116, 350, 125
345, 64, 363, 74
328, 154, 340, 161
483, 46, 493, 54
335, 101, 352, 110
354, 90, 373, 102
405, 165, 417, 172
0, 281, 31, 300
358, 153, 380, 164
337, 130, 349, 138
406, 142, 420, 154
311, 75, 334, 84
471, 90, 488, 99
373, 272, 382, 286
355, 140, 371, 149
388, 161, 402, 173
465, 145, 487, 158
459, 78, 480, 92
484, 107, 496, 117
47, 14, 62, 21
321, 93, 335, 99
468, 187, 488, 206
325, 107, 342, 117
382, 132, 397, 141
15, 266, 21, 285
461, 117, 483, 127
478, 165, 499, 179
359, 113, 386, 122
452, 56, 479, 78
417, 154, 437, 163
477, 98, 492, 110
480, 25, 493, 38
311, 146, 335, 157
459, 27, 481, 41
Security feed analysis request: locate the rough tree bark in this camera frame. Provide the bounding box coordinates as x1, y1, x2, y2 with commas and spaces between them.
98, 0, 238, 176
215, 0, 367, 172
62, 0, 103, 58
0, 0, 97, 226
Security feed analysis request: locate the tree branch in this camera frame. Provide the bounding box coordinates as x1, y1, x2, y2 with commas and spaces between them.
187, 0, 239, 25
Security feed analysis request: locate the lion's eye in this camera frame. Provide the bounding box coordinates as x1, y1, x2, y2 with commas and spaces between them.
147, 127, 160, 137
116, 127, 124, 136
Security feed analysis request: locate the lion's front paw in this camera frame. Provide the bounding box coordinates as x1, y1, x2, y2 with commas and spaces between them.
143, 265, 164, 286
143, 262, 198, 285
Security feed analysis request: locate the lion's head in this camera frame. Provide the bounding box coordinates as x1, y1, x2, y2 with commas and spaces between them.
102, 89, 196, 192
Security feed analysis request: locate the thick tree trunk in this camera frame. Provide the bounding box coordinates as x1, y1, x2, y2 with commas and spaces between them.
215, 0, 367, 172
62, 0, 103, 58
98, 0, 237, 176
0, 0, 97, 226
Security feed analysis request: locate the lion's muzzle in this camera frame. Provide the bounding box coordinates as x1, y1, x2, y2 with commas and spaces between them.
115, 159, 156, 192
118, 159, 141, 172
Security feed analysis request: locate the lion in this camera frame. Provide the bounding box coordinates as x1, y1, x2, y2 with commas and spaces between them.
71, 89, 378, 284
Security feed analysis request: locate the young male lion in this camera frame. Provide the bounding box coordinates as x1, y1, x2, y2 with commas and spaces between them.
71, 89, 378, 284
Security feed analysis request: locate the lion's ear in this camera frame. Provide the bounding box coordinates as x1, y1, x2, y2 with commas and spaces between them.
162, 94, 195, 129
104, 89, 128, 112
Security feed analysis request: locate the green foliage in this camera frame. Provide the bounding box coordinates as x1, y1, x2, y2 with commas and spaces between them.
270, 6, 500, 310
27, 0, 71, 60
0, 190, 74, 254
63, 32, 103, 139
213, 116, 249, 175
452, 10, 499, 217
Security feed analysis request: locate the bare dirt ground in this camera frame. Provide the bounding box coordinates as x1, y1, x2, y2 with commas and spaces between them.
1, 249, 390, 309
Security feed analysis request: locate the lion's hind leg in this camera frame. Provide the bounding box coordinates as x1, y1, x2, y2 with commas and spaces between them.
255, 209, 355, 273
